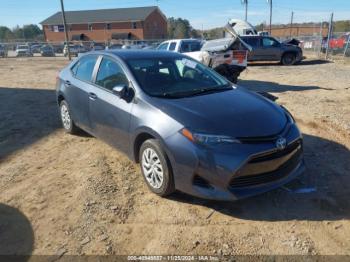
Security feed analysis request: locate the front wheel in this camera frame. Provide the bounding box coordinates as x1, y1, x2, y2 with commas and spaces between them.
59, 100, 79, 134
139, 139, 175, 197
281, 53, 296, 65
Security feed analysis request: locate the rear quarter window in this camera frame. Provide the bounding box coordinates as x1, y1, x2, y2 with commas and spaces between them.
242, 37, 260, 48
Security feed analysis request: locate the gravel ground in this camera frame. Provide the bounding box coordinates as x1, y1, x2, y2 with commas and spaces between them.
0, 57, 349, 257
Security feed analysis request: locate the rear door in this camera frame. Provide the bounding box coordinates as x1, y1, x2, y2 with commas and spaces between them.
65, 54, 98, 130
88, 55, 134, 153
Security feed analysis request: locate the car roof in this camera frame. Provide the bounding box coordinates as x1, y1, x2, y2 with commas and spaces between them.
95, 50, 184, 60
162, 39, 201, 43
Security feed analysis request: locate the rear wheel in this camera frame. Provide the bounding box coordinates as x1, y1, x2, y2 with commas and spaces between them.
281, 53, 296, 65
139, 139, 175, 196
59, 100, 79, 134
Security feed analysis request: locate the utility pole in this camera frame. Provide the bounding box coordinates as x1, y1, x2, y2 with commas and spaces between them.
268, 0, 273, 35
242, 0, 248, 21
60, 0, 71, 60
289, 11, 294, 38
325, 12, 333, 59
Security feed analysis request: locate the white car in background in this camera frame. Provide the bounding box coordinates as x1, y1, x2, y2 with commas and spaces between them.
15, 45, 33, 57
157, 39, 202, 53
157, 25, 251, 83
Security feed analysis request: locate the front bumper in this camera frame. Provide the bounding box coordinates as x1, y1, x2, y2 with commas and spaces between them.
164, 123, 304, 201
296, 51, 303, 62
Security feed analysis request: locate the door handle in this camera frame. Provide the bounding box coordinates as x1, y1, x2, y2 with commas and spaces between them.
64, 80, 71, 87
89, 92, 98, 100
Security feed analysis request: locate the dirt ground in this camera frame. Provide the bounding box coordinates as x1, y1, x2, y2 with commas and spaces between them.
0, 56, 349, 257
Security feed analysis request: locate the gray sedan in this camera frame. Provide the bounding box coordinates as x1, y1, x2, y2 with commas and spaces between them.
56, 50, 304, 200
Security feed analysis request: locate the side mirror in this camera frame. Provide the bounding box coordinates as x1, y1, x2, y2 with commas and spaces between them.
112, 85, 127, 98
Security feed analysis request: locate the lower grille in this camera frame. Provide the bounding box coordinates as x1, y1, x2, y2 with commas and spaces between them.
193, 175, 213, 189
230, 141, 302, 188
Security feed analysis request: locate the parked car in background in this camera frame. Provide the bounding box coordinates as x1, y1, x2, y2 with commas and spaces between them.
53, 44, 64, 54
15, 44, 33, 57
64, 44, 80, 57
106, 44, 123, 50
56, 50, 304, 200
329, 33, 350, 53
240, 35, 303, 65
122, 44, 143, 49
91, 43, 105, 51
31, 44, 42, 54
0, 44, 8, 58
157, 39, 202, 53
41, 45, 55, 57
158, 24, 251, 83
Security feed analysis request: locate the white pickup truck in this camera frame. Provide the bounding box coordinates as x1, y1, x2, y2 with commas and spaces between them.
157, 25, 251, 83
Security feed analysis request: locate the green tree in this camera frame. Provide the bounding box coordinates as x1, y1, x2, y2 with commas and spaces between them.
167, 17, 199, 39
10, 24, 43, 40
23, 24, 42, 39
0, 26, 14, 40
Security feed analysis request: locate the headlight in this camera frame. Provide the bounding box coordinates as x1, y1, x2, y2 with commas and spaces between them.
181, 128, 240, 145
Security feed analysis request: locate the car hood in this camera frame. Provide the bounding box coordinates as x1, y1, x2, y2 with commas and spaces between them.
149, 87, 287, 138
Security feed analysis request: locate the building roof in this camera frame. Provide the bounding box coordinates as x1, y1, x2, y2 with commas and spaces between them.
40, 6, 160, 25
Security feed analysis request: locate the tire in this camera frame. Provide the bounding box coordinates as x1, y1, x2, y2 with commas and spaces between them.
139, 139, 175, 196
281, 53, 296, 65
59, 100, 79, 134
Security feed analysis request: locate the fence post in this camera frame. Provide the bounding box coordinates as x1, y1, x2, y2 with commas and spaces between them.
344, 35, 350, 58
325, 12, 333, 60
317, 22, 323, 57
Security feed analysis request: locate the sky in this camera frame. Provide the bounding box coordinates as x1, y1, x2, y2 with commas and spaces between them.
0, 0, 349, 30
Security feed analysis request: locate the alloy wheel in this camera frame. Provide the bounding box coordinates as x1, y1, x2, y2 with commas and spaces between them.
60, 104, 71, 130
141, 148, 164, 189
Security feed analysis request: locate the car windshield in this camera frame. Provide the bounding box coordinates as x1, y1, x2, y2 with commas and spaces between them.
18, 45, 28, 49
126, 56, 232, 98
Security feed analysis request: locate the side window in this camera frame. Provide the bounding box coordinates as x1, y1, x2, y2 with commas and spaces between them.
189, 42, 201, 52
262, 37, 279, 47
158, 43, 169, 50
180, 42, 190, 53
74, 55, 98, 82
95, 57, 129, 91
243, 37, 259, 48
169, 42, 177, 51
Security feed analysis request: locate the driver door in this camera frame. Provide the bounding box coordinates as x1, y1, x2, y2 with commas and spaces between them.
88, 55, 134, 153
260, 37, 282, 61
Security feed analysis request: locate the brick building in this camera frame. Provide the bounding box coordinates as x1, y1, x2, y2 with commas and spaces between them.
40, 6, 167, 42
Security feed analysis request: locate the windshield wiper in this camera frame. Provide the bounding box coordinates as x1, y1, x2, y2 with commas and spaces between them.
187, 85, 232, 97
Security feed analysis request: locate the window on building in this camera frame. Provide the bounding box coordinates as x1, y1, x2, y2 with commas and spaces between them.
106, 23, 111, 30
88, 24, 93, 31
132, 22, 137, 29
96, 57, 129, 91
52, 25, 65, 32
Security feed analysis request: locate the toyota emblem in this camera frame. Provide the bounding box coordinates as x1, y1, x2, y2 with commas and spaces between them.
276, 137, 287, 150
